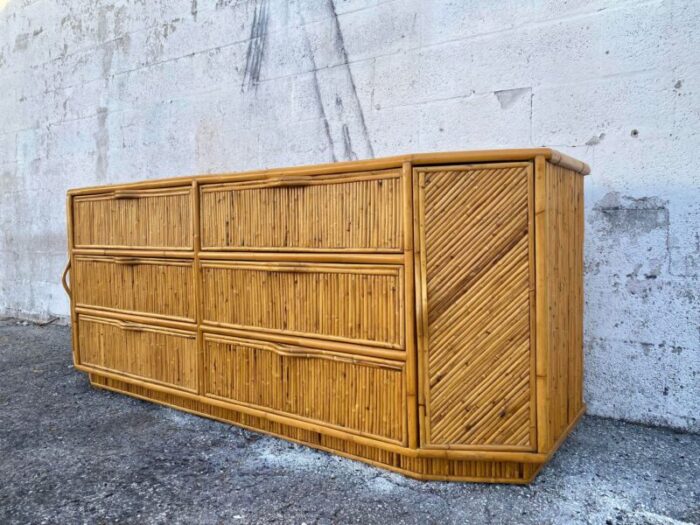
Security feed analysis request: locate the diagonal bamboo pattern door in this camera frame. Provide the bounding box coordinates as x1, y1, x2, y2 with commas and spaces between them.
416, 163, 536, 450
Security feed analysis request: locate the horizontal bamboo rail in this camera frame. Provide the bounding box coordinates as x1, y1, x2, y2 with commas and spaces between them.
78, 362, 551, 463
67, 148, 589, 196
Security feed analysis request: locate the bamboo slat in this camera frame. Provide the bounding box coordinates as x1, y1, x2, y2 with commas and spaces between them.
65, 149, 587, 484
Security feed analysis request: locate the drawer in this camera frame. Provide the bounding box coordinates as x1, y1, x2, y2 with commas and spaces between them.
77, 315, 198, 393
203, 333, 406, 444
199, 170, 403, 252
73, 256, 195, 322
200, 261, 404, 349
72, 186, 193, 250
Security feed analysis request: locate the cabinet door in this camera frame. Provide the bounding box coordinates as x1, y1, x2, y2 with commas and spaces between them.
199, 170, 403, 252
72, 187, 192, 250
415, 163, 536, 450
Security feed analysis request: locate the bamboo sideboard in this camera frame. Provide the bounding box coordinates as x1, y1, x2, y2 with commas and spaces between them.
62, 148, 589, 483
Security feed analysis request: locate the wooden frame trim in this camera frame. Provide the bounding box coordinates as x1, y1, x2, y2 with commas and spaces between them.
199, 324, 407, 362
202, 332, 404, 369
73, 305, 196, 325
199, 252, 404, 264
192, 180, 205, 396
66, 193, 80, 367
73, 254, 193, 265
83, 368, 547, 463
402, 161, 419, 449
527, 163, 539, 450
413, 167, 430, 447
544, 404, 586, 462
67, 148, 589, 196
199, 168, 401, 192
534, 155, 551, 452
75, 307, 197, 332
200, 325, 406, 362
90, 377, 543, 483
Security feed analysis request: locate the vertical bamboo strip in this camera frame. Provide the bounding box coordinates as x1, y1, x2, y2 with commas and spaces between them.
66, 193, 80, 366
402, 161, 418, 448
534, 155, 551, 452
193, 180, 205, 395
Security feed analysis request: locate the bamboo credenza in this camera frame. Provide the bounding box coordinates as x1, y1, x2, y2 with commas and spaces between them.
63, 148, 588, 483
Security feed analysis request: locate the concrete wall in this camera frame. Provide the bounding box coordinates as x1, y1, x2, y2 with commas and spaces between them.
1, 0, 698, 432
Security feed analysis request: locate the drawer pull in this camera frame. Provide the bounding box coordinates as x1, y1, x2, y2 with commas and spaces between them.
61, 261, 72, 298
264, 176, 312, 188
239, 340, 403, 371
113, 257, 140, 265
112, 190, 141, 200
120, 321, 144, 332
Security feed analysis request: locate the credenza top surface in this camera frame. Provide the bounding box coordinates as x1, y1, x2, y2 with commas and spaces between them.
67, 148, 590, 196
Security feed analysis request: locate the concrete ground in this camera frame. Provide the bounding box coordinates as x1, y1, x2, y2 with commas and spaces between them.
0, 320, 698, 525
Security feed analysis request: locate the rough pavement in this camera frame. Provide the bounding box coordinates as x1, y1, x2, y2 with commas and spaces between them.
1, 319, 698, 524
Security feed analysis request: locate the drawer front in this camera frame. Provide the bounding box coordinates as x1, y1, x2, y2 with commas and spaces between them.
73, 256, 195, 322
78, 315, 198, 392
201, 261, 404, 349
417, 163, 535, 450
200, 170, 403, 251
204, 334, 405, 443
72, 187, 192, 250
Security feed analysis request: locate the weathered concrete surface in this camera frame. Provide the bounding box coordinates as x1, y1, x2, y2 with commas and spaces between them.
1, 320, 699, 524
0, 1, 698, 433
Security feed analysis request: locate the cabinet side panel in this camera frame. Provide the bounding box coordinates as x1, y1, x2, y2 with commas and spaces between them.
544, 161, 585, 445
418, 163, 535, 450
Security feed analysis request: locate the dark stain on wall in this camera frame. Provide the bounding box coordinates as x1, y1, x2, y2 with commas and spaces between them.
327, 0, 374, 159
241, 0, 270, 92
593, 192, 669, 235
94, 107, 109, 182
342, 124, 356, 161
